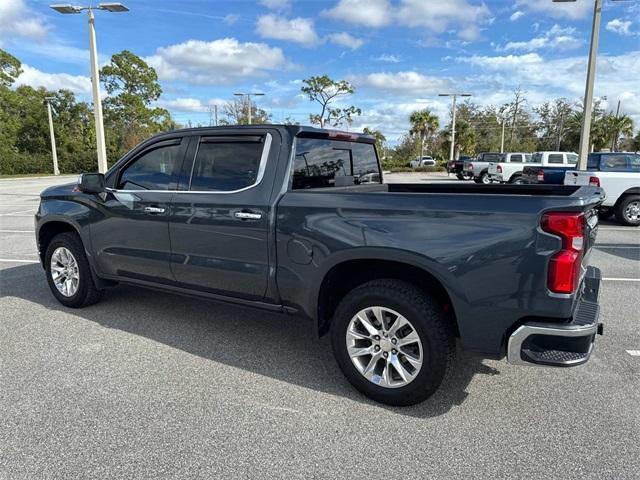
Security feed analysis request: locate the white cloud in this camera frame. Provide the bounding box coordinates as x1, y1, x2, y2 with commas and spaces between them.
606, 19, 633, 36
223, 14, 240, 25
396, 0, 491, 40
14, 64, 91, 94
323, 0, 393, 28
0, 0, 49, 45
350, 71, 451, 95
260, 0, 291, 9
256, 14, 320, 46
156, 97, 226, 112
502, 24, 582, 52
327, 32, 364, 50
324, 0, 491, 41
145, 38, 289, 85
515, 0, 591, 20
374, 54, 401, 63
510, 11, 524, 21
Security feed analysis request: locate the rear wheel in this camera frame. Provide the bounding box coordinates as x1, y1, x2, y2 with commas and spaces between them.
330, 279, 454, 406
456, 173, 465, 180
45, 232, 104, 308
479, 172, 491, 184
615, 195, 640, 226
509, 175, 524, 185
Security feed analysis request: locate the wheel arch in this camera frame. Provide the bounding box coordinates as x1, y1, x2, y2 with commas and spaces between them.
37, 219, 82, 265
314, 251, 460, 339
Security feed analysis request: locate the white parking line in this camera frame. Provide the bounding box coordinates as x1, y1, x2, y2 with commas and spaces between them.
599, 227, 640, 231
0, 258, 39, 263
626, 350, 640, 357
596, 246, 640, 249
603, 277, 640, 282
0, 209, 36, 216
0, 230, 34, 233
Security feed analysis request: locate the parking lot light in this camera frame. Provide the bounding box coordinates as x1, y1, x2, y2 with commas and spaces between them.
49, 3, 129, 174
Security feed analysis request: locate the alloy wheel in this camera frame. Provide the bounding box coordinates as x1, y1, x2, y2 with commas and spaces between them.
50, 247, 80, 297
345, 306, 423, 388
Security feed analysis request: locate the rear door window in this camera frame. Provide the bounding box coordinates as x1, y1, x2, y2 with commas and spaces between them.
629, 154, 640, 171
531, 153, 542, 163
510, 154, 523, 163
601, 154, 629, 172
587, 154, 600, 170
567, 153, 578, 165
548, 154, 564, 164
293, 137, 380, 189
189, 135, 265, 191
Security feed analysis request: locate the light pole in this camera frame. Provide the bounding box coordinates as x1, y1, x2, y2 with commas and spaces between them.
234, 92, 265, 125
554, 0, 627, 168
50, 3, 129, 174
44, 97, 60, 175
439, 93, 471, 162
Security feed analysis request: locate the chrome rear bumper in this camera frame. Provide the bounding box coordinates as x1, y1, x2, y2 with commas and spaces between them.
507, 266, 603, 367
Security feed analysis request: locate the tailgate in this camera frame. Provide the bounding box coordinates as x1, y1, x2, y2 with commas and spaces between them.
564, 170, 591, 186
488, 163, 499, 175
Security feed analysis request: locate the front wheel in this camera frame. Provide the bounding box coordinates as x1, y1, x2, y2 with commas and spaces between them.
330, 279, 454, 406
45, 232, 104, 308
615, 195, 640, 226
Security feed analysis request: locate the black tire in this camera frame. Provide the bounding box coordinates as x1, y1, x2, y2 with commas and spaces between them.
509, 175, 524, 185
330, 279, 454, 406
598, 207, 614, 220
479, 172, 491, 184
45, 232, 104, 308
456, 173, 465, 180
615, 195, 640, 227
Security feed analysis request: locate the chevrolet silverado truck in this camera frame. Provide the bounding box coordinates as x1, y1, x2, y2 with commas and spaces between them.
564, 152, 640, 226
36, 126, 605, 406
522, 151, 579, 184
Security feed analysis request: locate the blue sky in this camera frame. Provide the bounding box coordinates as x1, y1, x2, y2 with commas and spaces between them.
2, 0, 639, 142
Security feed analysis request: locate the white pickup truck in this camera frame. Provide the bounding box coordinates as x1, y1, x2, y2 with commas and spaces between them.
487, 153, 533, 184
564, 152, 640, 226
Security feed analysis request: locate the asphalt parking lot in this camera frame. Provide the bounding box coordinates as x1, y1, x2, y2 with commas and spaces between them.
1, 174, 639, 479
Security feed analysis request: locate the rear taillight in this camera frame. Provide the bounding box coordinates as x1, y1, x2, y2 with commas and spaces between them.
537, 170, 545, 182
497, 165, 502, 173
589, 176, 600, 187
541, 212, 585, 294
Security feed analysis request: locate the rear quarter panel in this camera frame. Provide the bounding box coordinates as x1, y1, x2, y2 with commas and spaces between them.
276, 189, 581, 356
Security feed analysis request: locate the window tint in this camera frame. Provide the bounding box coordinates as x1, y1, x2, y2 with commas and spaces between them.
293, 137, 380, 189
524, 154, 532, 162
587, 153, 600, 170
601, 154, 628, 171
483, 153, 502, 162
119, 141, 182, 190
510, 154, 523, 163
531, 153, 542, 163
629, 154, 640, 171
190, 136, 264, 191
567, 153, 578, 164
548, 154, 564, 164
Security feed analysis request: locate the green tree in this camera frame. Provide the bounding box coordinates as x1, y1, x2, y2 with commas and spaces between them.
0, 49, 22, 88
534, 99, 575, 151
606, 114, 634, 151
363, 127, 387, 158
100, 50, 174, 162
409, 109, 439, 157
301, 75, 361, 128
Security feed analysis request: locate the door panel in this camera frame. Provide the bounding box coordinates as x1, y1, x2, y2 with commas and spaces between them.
91, 191, 174, 282
91, 136, 187, 283
168, 132, 277, 300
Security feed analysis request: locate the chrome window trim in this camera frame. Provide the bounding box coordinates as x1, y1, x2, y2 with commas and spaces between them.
106, 133, 272, 195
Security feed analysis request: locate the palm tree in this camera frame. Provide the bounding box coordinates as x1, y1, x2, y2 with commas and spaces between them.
607, 114, 634, 151
409, 109, 440, 158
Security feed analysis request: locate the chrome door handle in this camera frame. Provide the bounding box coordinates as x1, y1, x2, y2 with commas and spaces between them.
234, 211, 262, 220
144, 206, 166, 214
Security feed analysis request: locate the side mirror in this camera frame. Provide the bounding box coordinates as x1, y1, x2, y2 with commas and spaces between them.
78, 173, 105, 194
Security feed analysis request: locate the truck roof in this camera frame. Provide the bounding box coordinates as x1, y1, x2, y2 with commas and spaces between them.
150, 124, 376, 143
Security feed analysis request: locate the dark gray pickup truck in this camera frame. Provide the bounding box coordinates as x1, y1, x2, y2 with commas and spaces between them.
36, 125, 605, 405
